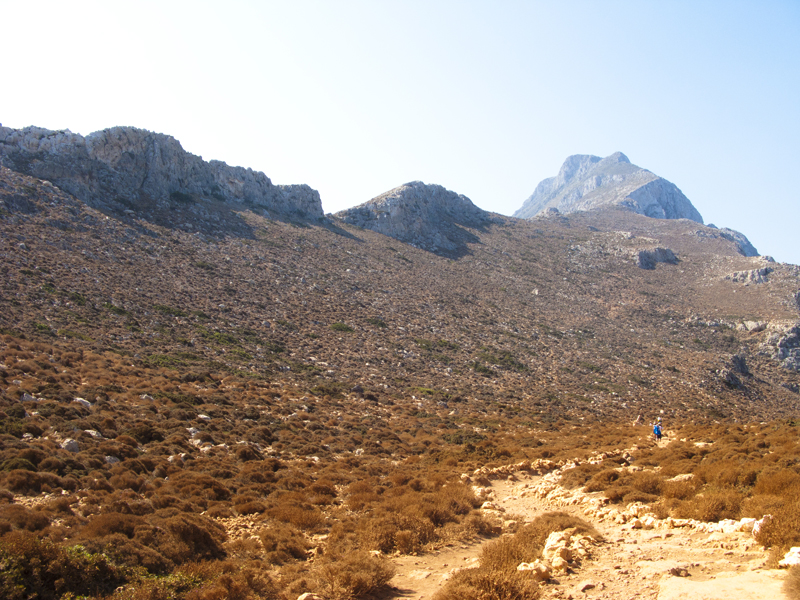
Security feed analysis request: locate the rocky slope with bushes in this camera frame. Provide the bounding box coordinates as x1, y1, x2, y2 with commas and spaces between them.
0, 126, 798, 599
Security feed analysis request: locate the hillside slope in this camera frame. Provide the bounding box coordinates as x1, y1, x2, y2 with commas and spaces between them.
1, 165, 798, 424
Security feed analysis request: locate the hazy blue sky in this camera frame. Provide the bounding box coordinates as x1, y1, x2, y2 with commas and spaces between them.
2, 1, 798, 263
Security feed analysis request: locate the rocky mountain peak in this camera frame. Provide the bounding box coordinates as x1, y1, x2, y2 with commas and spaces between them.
515, 152, 703, 224
0, 125, 324, 226
334, 181, 494, 257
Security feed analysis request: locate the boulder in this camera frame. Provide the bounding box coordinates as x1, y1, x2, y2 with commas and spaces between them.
779, 547, 800, 568
61, 438, 79, 453
517, 560, 551, 581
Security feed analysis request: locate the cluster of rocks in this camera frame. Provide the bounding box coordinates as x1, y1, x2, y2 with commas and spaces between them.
630, 247, 678, 270
0, 125, 324, 222
725, 267, 772, 284
514, 152, 703, 223
334, 181, 495, 256
517, 529, 599, 581
758, 322, 800, 372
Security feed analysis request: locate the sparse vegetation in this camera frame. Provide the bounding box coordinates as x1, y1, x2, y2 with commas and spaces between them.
0, 161, 798, 599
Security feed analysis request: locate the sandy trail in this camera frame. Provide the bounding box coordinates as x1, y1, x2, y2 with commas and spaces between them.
386, 469, 789, 600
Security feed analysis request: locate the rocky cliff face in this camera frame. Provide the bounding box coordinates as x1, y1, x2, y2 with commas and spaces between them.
334, 181, 495, 256
514, 152, 704, 223
0, 125, 324, 222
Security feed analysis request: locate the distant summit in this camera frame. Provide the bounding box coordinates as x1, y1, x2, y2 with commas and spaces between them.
0, 125, 324, 223
514, 152, 704, 223
335, 181, 494, 257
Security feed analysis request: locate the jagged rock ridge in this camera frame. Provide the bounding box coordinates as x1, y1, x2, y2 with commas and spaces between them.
0, 125, 324, 222
515, 152, 704, 223
334, 181, 495, 256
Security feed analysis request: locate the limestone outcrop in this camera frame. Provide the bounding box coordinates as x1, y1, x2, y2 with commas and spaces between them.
515, 152, 703, 223
0, 125, 323, 221
759, 322, 800, 372
334, 181, 495, 256
631, 247, 678, 270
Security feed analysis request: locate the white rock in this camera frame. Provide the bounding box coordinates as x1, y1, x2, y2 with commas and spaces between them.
779, 547, 800, 568
61, 438, 79, 453
550, 556, 569, 573
517, 560, 551, 581
73, 397, 92, 409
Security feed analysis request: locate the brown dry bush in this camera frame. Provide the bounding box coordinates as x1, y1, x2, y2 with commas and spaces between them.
660, 478, 699, 501
266, 499, 326, 532
603, 470, 663, 504
432, 567, 541, 600
559, 462, 602, 489
0, 530, 129, 600
754, 497, 800, 554
356, 510, 436, 554
314, 550, 396, 600
0, 504, 50, 532
257, 522, 310, 565
673, 487, 744, 522
583, 468, 620, 492
173, 561, 280, 600
753, 468, 800, 496
79, 510, 227, 569
694, 459, 758, 488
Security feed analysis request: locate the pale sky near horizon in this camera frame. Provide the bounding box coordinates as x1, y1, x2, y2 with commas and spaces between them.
2, 1, 798, 264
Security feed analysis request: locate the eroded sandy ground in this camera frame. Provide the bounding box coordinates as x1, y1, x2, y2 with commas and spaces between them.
387, 468, 788, 600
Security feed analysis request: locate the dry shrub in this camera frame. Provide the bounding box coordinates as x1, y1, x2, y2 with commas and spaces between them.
357, 511, 435, 554
741, 494, 786, 518
314, 550, 395, 600
346, 480, 381, 511
234, 500, 267, 515
433, 567, 541, 600
583, 468, 620, 492
81, 532, 173, 573
169, 472, 231, 502
181, 562, 280, 600
661, 478, 699, 500
694, 459, 758, 488
79, 510, 226, 569
266, 495, 326, 531
257, 522, 310, 565
0, 530, 129, 600
0, 504, 50, 531
674, 488, 743, 522
559, 463, 601, 489
754, 497, 800, 553
753, 469, 800, 497
785, 565, 800, 600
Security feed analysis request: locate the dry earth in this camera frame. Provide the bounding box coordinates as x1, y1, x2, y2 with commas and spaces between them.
386, 438, 789, 600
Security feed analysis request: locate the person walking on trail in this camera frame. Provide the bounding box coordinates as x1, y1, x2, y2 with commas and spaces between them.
653, 421, 663, 442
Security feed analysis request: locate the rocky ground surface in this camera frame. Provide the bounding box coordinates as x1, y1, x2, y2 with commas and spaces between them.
385, 440, 790, 600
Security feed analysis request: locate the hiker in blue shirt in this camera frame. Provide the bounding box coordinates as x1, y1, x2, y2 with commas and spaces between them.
653, 421, 663, 441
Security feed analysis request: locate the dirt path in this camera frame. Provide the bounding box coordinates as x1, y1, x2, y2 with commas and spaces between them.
387, 469, 789, 600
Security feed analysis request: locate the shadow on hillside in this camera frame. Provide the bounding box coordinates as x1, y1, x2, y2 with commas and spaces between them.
320, 220, 364, 242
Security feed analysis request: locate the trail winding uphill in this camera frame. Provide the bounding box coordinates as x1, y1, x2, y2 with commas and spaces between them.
385, 441, 791, 600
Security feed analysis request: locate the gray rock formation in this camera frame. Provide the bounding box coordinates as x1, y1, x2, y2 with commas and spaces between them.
515, 152, 703, 223
631, 247, 678, 270
334, 181, 493, 256
702, 224, 760, 257
0, 125, 323, 221
725, 267, 771, 284
759, 323, 800, 372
